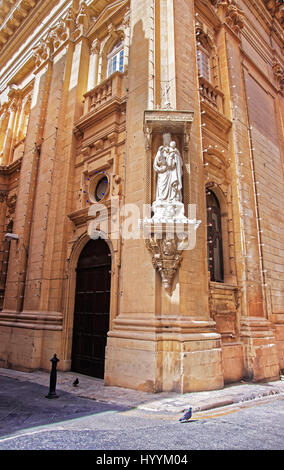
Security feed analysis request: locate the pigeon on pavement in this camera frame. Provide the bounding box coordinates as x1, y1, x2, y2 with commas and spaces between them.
73, 378, 79, 387
179, 407, 192, 422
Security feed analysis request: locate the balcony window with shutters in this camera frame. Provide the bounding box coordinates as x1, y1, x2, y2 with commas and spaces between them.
197, 47, 211, 82
107, 41, 124, 77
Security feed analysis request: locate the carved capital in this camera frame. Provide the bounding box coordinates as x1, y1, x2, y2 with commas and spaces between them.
217, 0, 245, 33
32, 17, 71, 70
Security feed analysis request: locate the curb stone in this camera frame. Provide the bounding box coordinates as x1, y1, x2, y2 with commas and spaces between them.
0, 367, 283, 414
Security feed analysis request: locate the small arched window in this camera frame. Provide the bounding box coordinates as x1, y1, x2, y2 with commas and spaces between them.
107, 41, 124, 77
206, 190, 224, 282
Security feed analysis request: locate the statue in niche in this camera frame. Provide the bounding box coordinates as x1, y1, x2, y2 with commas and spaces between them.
153, 139, 183, 203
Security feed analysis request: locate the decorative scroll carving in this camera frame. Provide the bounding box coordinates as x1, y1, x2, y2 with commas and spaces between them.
217, 0, 245, 33
263, 1, 284, 26
145, 236, 183, 291
90, 38, 100, 55
195, 24, 214, 50
6, 193, 17, 214
272, 60, 284, 91
111, 175, 122, 196
0, 191, 8, 203
32, 1, 93, 70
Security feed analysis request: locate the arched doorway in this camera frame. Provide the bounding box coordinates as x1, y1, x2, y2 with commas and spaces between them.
71, 238, 111, 378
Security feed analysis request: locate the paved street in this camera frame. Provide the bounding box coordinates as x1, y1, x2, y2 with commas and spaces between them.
0, 370, 283, 454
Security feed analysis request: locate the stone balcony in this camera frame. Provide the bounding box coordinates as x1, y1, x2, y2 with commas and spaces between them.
83, 71, 127, 116
199, 76, 224, 115
73, 71, 127, 158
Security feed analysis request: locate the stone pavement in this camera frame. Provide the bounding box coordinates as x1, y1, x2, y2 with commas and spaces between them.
0, 367, 284, 414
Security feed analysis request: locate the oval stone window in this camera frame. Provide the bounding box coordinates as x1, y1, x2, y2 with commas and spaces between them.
95, 176, 108, 202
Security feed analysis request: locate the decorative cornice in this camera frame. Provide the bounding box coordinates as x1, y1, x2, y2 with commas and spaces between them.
217, 0, 245, 33
200, 99, 232, 134
0, 82, 32, 120
0, 0, 39, 51
0, 310, 63, 330
0, 154, 22, 173
263, 0, 284, 26
31, 1, 93, 71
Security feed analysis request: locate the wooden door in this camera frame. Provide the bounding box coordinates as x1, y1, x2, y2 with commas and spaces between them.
71, 238, 111, 378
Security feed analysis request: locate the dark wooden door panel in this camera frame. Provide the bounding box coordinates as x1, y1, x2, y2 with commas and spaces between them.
71, 239, 111, 379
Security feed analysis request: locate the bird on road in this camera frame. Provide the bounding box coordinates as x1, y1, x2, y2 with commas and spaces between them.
73, 378, 79, 387
179, 407, 192, 422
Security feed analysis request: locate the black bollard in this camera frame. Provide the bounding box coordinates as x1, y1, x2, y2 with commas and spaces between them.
45, 354, 60, 399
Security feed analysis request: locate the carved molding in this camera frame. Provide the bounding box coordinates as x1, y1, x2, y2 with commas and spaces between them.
209, 1, 245, 33
32, 1, 92, 70
90, 37, 100, 55
0, 310, 63, 331
0, 191, 7, 202
195, 23, 215, 51
263, 0, 284, 25
111, 174, 122, 197
218, 0, 245, 33
6, 192, 17, 214
0, 0, 38, 50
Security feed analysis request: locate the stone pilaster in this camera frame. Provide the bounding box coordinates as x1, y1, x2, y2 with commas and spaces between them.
105, 0, 224, 393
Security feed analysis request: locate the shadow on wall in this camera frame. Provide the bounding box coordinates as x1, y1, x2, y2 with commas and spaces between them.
127, 19, 150, 122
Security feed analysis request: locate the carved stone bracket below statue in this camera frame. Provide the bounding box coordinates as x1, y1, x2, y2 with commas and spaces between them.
146, 233, 182, 291
140, 220, 201, 291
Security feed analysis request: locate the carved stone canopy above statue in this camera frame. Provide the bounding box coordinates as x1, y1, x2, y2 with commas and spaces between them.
143, 110, 194, 149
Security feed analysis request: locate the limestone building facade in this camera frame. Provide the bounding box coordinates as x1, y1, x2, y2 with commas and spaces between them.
0, 0, 283, 392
